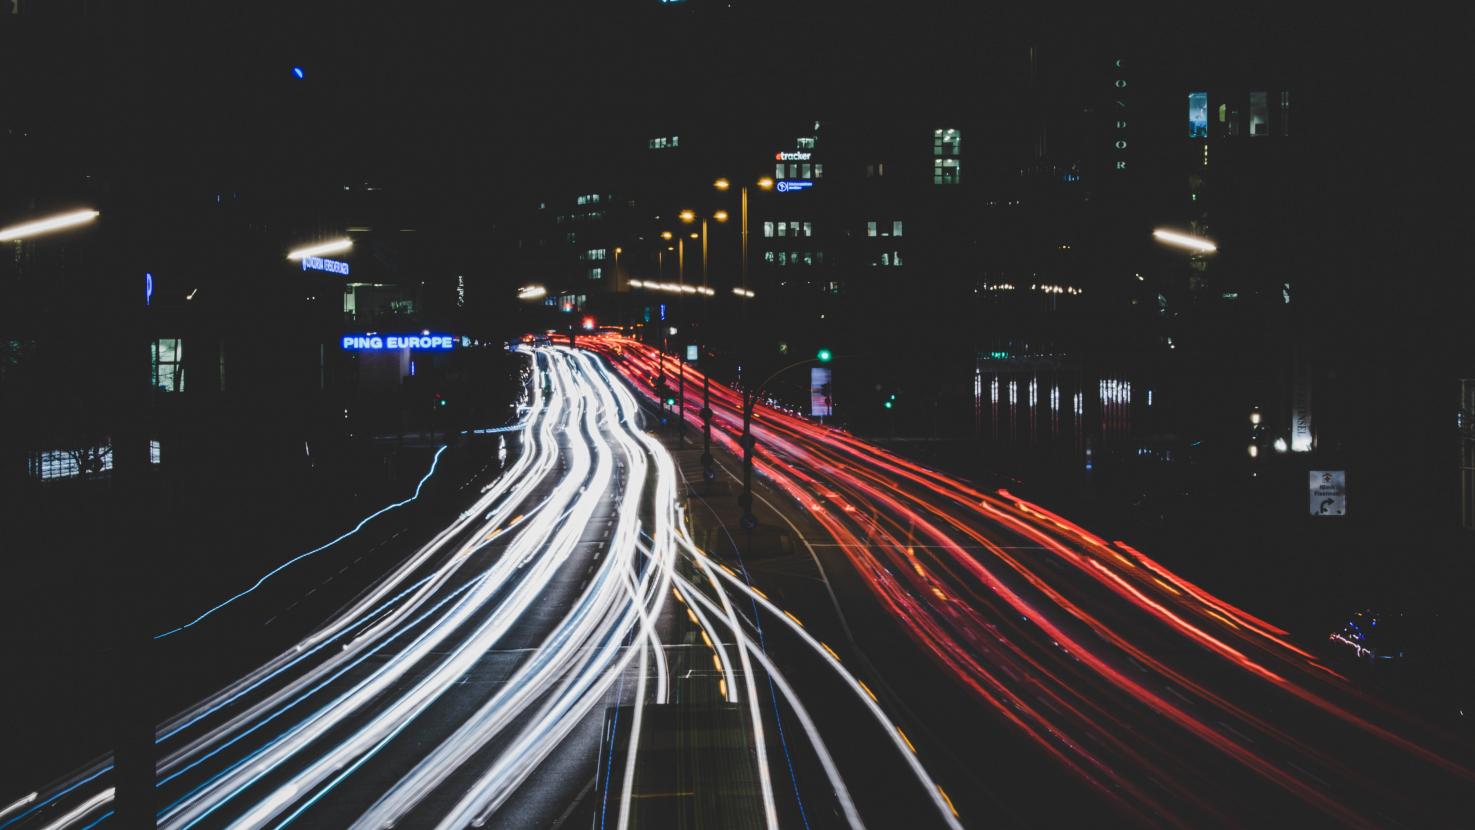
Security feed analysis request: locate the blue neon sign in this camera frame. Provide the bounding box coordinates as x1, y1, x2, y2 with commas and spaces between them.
303, 256, 350, 275
774, 179, 813, 193
145, 272, 153, 305
342, 334, 455, 350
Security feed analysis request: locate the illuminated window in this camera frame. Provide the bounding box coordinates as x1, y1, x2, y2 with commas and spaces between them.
777, 222, 788, 237
866, 221, 877, 237
775, 162, 784, 179
588, 267, 603, 280
763, 251, 774, 263
763, 221, 774, 238
778, 251, 788, 266
933, 128, 962, 157
1249, 91, 1268, 136
152, 338, 183, 392
802, 221, 812, 237
581, 248, 607, 261
933, 158, 961, 185
892, 220, 903, 237
796, 136, 816, 149
800, 163, 811, 179
814, 163, 823, 178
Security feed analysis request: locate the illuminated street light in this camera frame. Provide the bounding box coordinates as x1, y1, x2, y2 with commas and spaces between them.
287, 238, 352, 260
689, 232, 699, 239
713, 210, 730, 222
757, 177, 775, 190
679, 210, 696, 223
1273, 437, 1289, 453
732, 287, 755, 298
0, 208, 100, 242
660, 230, 673, 240
714, 178, 731, 191
1152, 228, 1217, 254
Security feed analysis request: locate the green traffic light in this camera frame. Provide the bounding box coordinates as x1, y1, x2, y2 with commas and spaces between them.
816, 348, 833, 363
884, 401, 893, 409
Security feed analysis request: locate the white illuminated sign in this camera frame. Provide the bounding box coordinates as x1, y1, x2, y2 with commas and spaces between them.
303, 256, 350, 275
775, 151, 812, 161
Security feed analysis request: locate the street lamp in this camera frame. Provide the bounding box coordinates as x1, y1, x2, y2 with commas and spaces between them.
735, 351, 838, 530
286, 238, 352, 260
0, 208, 100, 242
1152, 228, 1217, 254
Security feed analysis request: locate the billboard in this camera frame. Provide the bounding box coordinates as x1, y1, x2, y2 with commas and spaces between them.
810, 367, 833, 417
1188, 92, 1208, 138
685, 344, 698, 362
1309, 470, 1346, 516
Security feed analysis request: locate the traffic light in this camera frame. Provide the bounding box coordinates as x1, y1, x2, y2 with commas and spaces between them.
433, 392, 447, 408
816, 348, 833, 363
884, 400, 894, 409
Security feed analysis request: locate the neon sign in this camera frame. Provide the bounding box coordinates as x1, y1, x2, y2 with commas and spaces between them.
775, 151, 812, 161
303, 256, 350, 275
342, 334, 455, 350
775, 179, 813, 193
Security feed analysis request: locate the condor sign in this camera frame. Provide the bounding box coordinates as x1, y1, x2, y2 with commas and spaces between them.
342, 334, 455, 351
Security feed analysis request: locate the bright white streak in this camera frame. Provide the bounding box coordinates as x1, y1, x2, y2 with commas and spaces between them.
285, 239, 351, 260
36, 787, 113, 830
0, 209, 98, 241
1152, 228, 1216, 253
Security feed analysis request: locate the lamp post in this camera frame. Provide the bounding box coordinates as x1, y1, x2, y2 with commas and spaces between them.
736, 349, 833, 529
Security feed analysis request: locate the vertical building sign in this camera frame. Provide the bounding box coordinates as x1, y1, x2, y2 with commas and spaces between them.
1113, 58, 1128, 172
1291, 356, 1313, 452
1188, 92, 1208, 138
810, 367, 833, 417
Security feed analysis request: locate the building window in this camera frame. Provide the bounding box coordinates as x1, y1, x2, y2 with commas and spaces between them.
933, 158, 961, 185
763, 251, 774, 263
777, 222, 788, 237
152, 338, 183, 392
589, 267, 603, 280
775, 162, 785, 179
1279, 90, 1290, 136
892, 220, 904, 237
814, 163, 823, 179
576, 193, 601, 205
802, 221, 813, 237
648, 135, 680, 149
581, 248, 607, 261
866, 221, 877, 237
796, 136, 816, 149
777, 251, 788, 266
1249, 91, 1268, 136
800, 163, 811, 179
763, 221, 774, 238
933, 128, 962, 157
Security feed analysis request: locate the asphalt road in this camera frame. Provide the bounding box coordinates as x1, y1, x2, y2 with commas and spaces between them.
590, 334, 1475, 829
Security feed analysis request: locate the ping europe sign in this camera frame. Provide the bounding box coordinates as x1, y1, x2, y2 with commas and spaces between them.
342, 334, 455, 350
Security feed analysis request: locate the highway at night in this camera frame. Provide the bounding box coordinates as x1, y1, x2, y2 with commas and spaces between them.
584, 334, 1475, 828
1, 346, 959, 830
